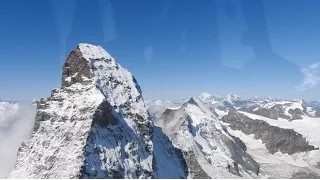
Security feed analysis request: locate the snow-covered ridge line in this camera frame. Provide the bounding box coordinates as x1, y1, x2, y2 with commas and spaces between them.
150, 93, 320, 178
78, 43, 113, 60
8, 43, 187, 179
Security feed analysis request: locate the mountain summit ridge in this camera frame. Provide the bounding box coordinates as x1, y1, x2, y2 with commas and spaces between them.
8, 43, 186, 179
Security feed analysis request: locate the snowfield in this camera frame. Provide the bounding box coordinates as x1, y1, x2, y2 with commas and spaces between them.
238, 111, 320, 147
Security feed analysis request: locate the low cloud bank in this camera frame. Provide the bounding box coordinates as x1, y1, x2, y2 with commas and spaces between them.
0, 101, 36, 178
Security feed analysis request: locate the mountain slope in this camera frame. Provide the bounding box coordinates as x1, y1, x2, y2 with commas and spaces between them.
8, 43, 186, 179
154, 97, 261, 178
220, 109, 320, 178
149, 93, 320, 178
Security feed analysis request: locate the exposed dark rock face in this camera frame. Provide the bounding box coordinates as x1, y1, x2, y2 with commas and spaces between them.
182, 151, 211, 179
187, 97, 202, 107
315, 162, 320, 169
174, 148, 189, 178
221, 133, 260, 176
221, 110, 317, 155
240, 104, 290, 120
288, 108, 304, 121
230, 135, 247, 152
302, 100, 310, 115
210, 107, 219, 117
61, 48, 93, 87
161, 108, 179, 123
291, 171, 320, 179
238, 104, 260, 113
308, 101, 320, 117
237, 100, 309, 120
312, 108, 320, 117
92, 101, 118, 127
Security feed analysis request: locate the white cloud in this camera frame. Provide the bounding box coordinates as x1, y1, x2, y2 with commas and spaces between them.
144, 46, 154, 62
297, 62, 320, 91
0, 102, 36, 178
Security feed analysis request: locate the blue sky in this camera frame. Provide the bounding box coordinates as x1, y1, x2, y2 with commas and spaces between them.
0, 0, 319, 101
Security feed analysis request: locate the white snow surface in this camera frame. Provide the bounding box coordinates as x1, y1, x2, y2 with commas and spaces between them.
232, 111, 320, 177
307, 107, 317, 117
226, 129, 319, 178
150, 93, 320, 178
78, 43, 112, 60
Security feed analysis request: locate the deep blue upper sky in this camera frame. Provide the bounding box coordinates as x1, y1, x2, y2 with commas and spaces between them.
0, 0, 319, 101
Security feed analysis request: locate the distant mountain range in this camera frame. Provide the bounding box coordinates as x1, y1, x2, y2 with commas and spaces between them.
147, 93, 320, 178
147, 93, 320, 120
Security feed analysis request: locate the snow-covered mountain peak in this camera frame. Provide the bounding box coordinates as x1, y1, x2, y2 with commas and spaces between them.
184, 97, 213, 115
9, 44, 189, 179
199, 92, 215, 100
186, 97, 201, 106
77, 43, 112, 60
198, 93, 221, 104
226, 93, 240, 103
61, 43, 144, 109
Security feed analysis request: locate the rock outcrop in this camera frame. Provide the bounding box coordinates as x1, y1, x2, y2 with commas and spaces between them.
221, 109, 317, 155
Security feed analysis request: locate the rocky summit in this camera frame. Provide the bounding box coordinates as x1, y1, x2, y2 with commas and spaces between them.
8, 43, 186, 179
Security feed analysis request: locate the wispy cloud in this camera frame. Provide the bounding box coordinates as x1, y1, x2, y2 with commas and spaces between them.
297, 62, 320, 91
0, 102, 36, 178
98, 0, 117, 43
144, 46, 154, 62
